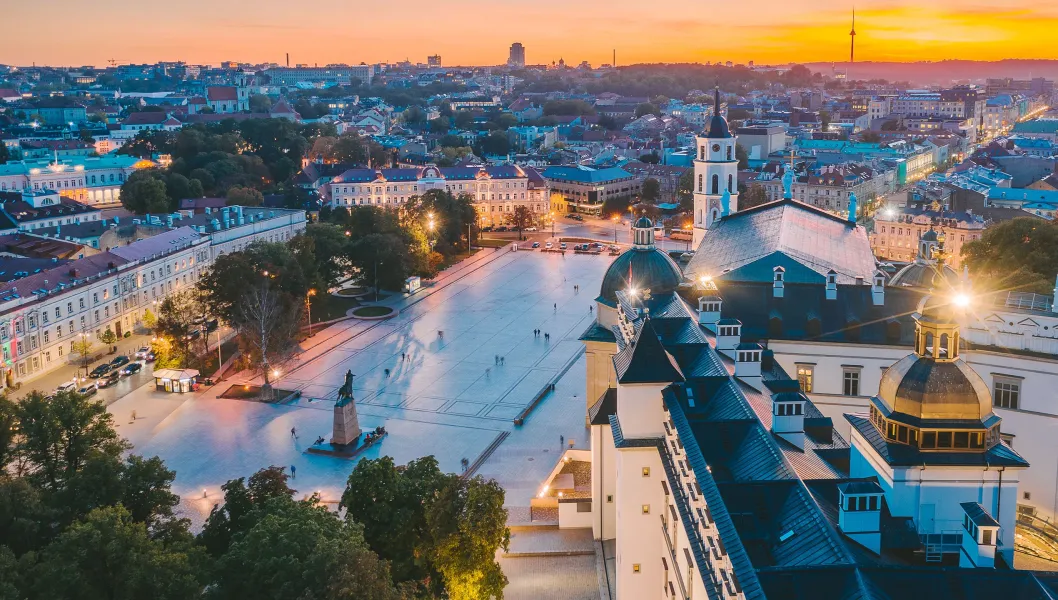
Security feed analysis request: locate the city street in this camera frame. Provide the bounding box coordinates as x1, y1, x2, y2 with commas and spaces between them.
106, 248, 613, 533
482, 215, 695, 253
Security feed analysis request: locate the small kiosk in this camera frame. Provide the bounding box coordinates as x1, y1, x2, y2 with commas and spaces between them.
153, 368, 200, 393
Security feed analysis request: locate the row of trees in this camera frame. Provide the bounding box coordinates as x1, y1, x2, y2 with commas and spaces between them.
119, 119, 335, 214
0, 391, 509, 599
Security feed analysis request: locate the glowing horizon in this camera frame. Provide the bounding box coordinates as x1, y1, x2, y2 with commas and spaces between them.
3, 1, 1058, 68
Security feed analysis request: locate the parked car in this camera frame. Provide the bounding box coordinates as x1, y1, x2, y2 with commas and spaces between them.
77, 384, 98, 397
145, 352, 157, 363
121, 362, 143, 376
496, 226, 509, 232
97, 371, 121, 388
110, 355, 131, 368
135, 346, 150, 359
481, 226, 494, 232
525, 226, 538, 232
531, 242, 540, 248
560, 243, 568, 250
56, 381, 78, 394
89, 364, 113, 378
545, 242, 553, 249
593, 243, 605, 249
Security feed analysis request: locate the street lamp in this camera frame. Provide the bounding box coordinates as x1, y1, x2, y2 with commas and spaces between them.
306, 289, 317, 336
550, 211, 555, 240
684, 221, 692, 251
611, 214, 619, 244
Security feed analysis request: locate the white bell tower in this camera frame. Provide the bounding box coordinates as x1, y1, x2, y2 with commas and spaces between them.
692, 87, 740, 248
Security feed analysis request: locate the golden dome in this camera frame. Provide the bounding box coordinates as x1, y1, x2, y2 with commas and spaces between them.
877, 353, 994, 422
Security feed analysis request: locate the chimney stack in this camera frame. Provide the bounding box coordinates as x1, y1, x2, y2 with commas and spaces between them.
716, 318, 742, 358
838, 482, 884, 555
773, 266, 785, 298
872, 270, 886, 306
825, 269, 838, 301
735, 343, 763, 390
772, 392, 806, 448
697, 295, 722, 332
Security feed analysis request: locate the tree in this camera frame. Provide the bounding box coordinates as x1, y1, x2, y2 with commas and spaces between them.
740, 184, 770, 210
736, 143, 749, 169
641, 178, 661, 203
329, 133, 370, 165
290, 223, 351, 291
341, 456, 450, 589
120, 170, 171, 214
860, 130, 882, 143
505, 206, 535, 240
142, 308, 157, 332
963, 218, 1058, 294
248, 94, 272, 113
237, 281, 301, 389
424, 476, 509, 600
819, 110, 831, 132
677, 169, 694, 210
70, 335, 94, 378
13, 391, 127, 491
155, 290, 204, 364
0, 143, 8, 165
638, 152, 660, 164
27, 506, 202, 600
477, 132, 510, 157
100, 329, 117, 346
211, 496, 403, 600
226, 186, 264, 206
634, 102, 660, 118
118, 130, 173, 159
199, 466, 296, 557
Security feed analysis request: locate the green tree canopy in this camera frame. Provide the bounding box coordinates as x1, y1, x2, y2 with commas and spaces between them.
963, 217, 1058, 294
641, 178, 661, 203
120, 170, 172, 214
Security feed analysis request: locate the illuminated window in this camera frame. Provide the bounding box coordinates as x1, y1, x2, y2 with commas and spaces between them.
642, 504, 650, 515
642, 467, 650, 477
796, 364, 814, 393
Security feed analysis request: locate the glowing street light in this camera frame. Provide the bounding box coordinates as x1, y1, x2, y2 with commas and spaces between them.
306, 289, 317, 336
953, 293, 971, 308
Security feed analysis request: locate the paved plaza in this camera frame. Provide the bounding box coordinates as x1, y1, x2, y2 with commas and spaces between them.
107, 249, 612, 535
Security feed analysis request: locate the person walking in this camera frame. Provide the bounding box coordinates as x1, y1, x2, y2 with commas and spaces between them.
291, 427, 297, 439
290, 465, 296, 479
559, 435, 565, 451
553, 303, 557, 312
485, 367, 491, 379
384, 368, 390, 377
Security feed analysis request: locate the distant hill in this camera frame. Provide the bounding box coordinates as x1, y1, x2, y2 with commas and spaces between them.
801, 60, 1058, 86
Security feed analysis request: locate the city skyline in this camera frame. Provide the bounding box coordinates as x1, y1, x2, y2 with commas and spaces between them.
3, 1, 1058, 67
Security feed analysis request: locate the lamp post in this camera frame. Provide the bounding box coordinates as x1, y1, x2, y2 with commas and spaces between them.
684, 221, 692, 251
612, 214, 619, 244
305, 289, 317, 336
550, 211, 555, 240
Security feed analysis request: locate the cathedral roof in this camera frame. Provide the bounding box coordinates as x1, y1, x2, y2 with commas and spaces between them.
598, 246, 683, 305
613, 318, 685, 384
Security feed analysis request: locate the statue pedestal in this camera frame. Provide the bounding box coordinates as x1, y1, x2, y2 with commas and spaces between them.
331, 396, 362, 447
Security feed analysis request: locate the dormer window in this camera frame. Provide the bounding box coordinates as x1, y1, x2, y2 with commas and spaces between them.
737, 349, 761, 362
775, 402, 803, 416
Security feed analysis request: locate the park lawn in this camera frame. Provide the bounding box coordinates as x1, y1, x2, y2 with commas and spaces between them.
310, 293, 362, 323
351, 306, 393, 317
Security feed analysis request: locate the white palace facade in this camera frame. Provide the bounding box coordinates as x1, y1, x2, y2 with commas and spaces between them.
556, 188, 1058, 598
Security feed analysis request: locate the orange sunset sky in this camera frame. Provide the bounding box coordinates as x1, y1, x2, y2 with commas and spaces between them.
3, 0, 1058, 67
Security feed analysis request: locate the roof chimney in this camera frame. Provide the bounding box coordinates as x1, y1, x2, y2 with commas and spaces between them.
838, 481, 884, 555
773, 266, 785, 298
772, 392, 806, 448
697, 295, 722, 332
872, 270, 886, 306
825, 269, 838, 300
735, 342, 763, 390
716, 318, 741, 359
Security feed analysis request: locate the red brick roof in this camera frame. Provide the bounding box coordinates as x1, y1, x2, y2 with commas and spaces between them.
207, 86, 238, 101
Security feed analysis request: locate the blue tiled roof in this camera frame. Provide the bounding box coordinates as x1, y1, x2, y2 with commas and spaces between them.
541, 165, 634, 184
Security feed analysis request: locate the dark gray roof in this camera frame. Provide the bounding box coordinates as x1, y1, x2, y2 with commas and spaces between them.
613, 318, 685, 384
686, 200, 876, 285
839, 481, 884, 496
960, 502, 1000, 528
599, 247, 683, 305
846, 414, 1028, 468
588, 388, 616, 426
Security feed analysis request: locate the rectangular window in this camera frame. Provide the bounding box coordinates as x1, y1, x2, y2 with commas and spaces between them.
843, 368, 861, 396
796, 365, 814, 393
993, 377, 1020, 410
982, 530, 992, 545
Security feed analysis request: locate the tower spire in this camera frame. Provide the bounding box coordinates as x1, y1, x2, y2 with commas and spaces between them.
849, 7, 857, 65
713, 84, 721, 114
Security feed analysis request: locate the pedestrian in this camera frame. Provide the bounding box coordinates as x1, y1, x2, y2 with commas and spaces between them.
384, 368, 390, 377
290, 465, 296, 479
553, 303, 557, 312
494, 355, 499, 365
129, 410, 136, 424
560, 435, 565, 450
401, 352, 405, 361
501, 356, 505, 366
589, 305, 593, 313
291, 426, 297, 439
485, 367, 491, 379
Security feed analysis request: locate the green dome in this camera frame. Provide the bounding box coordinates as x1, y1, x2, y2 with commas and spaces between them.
598, 247, 683, 305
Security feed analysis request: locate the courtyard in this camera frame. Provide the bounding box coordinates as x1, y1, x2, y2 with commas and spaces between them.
106, 248, 612, 536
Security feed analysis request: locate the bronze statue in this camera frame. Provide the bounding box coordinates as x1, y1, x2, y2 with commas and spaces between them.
337, 370, 355, 402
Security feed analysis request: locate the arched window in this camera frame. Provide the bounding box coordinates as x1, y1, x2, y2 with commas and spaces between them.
939, 333, 949, 358
726, 145, 733, 161
728, 174, 734, 192
711, 175, 719, 195
699, 146, 705, 160
952, 331, 959, 358
925, 332, 935, 357
698, 174, 703, 192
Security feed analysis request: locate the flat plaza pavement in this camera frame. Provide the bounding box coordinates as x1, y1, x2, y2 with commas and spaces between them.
107, 248, 612, 539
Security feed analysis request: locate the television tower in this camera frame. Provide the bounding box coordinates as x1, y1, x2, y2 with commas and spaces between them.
849, 8, 856, 71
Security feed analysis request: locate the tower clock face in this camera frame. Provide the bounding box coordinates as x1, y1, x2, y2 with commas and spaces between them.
711, 144, 721, 152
